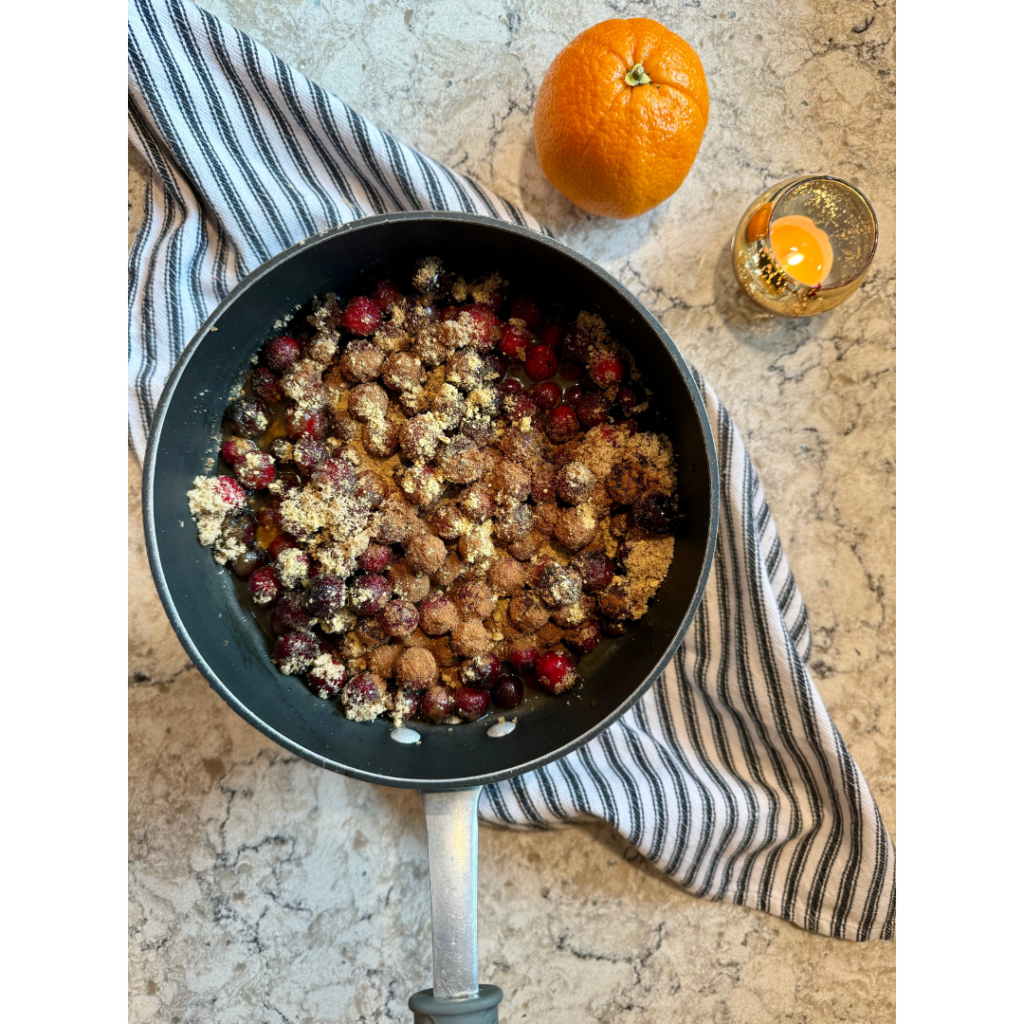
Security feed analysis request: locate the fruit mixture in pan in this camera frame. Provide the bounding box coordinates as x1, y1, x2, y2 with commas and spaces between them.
188, 257, 682, 727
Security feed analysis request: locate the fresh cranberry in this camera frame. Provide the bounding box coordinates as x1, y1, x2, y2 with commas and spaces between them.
272, 591, 312, 633
371, 279, 404, 312
559, 359, 584, 381
454, 686, 491, 721
564, 384, 584, 408
220, 510, 257, 548
231, 547, 268, 580
342, 672, 387, 715
292, 437, 329, 475
265, 335, 302, 373
381, 599, 419, 638
535, 650, 577, 694
234, 451, 276, 490
540, 317, 564, 350
221, 437, 256, 466
357, 543, 392, 573
247, 564, 279, 605
504, 393, 539, 421
310, 457, 356, 494
499, 322, 533, 361
390, 688, 422, 720
461, 652, 500, 689
545, 405, 579, 444
276, 469, 303, 493
343, 295, 383, 336
307, 660, 346, 699
256, 504, 282, 529
562, 324, 592, 362
485, 351, 509, 380
590, 354, 625, 388
229, 397, 270, 438
305, 574, 347, 619
633, 493, 677, 535
349, 573, 391, 616
249, 366, 283, 403
271, 631, 319, 672
214, 476, 248, 507
492, 674, 525, 710
577, 393, 612, 428
267, 534, 298, 560
524, 344, 558, 382
497, 377, 524, 398
618, 418, 639, 437
461, 304, 501, 350
284, 406, 327, 440
566, 620, 601, 655
507, 644, 539, 674
573, 551, 615, 593
509, 294, 544, 331
353, 470, 387, 511
617, 386, 638, 412
533, 381, 561, 410
420, 685, 454, 723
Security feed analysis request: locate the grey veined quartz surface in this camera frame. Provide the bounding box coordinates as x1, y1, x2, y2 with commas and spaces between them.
128, 1, 895, 1020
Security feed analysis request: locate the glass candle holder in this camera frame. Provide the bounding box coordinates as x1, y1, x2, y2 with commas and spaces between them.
732, 175, 878, 318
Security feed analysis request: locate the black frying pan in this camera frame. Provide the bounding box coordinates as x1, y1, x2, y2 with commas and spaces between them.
143, 211, 719, 1022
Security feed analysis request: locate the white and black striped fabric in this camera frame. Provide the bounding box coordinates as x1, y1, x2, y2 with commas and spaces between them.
128, 0, 894, 941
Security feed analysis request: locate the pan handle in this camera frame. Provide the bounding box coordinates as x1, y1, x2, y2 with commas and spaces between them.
408, 787, 503, 1023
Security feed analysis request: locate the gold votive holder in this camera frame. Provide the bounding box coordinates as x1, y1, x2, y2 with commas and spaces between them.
732, 175, 878, 318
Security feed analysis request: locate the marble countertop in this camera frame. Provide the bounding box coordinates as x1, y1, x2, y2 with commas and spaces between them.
128, 1, 895, 1020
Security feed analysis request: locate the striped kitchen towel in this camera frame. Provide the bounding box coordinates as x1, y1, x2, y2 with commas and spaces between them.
129, 0, 894, 940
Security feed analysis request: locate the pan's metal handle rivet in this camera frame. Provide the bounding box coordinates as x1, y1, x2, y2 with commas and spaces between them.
390, 727, 421, 745
486, 721, 516, 739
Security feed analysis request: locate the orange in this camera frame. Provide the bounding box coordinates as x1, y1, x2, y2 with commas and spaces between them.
533, 18, 709, 220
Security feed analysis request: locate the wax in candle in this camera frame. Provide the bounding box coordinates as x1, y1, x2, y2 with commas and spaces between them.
770, 215, 834, 287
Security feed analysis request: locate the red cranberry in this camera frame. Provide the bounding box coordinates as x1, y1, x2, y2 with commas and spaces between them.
461, 652, 500, 689
220, 510, 257, 548
420, 685, 454, 723
390, 688, 422, 721
454, 686, 490, 721
503, 392, 539, 421
509, 294, 544, 331
272, 590, 312, 633
349, 573, 391, 616
633, 493, 677, 535
256, 504, 282, 529
343, 295, 383, 336
234, 451, 276, 490
310, 457, 356, 494
590, 354, 625, 388
353, 470, 387, 510
540, 317, 564, 350
524, 344, 558, 381
562, 325, 592, 361
381, 599, 419, 638
533, 381, 561, 410
271, 631, 319, 672
247, 564, 279, 605
577, 393, 612, 428
276, 469, 303, 493
267, 534, 297, 560
535, 650, 577, 694
499, 322, 533, 361
305, 574, 347, 619
221, 437, 256, 466
564, 385, 584, 408
342, 672, 387, 716
284, 406, 327, 440
545, 405, 579, 444
307, 659, 346, 699
371, 279, 404, 312
357, 543, 393, 573
229, 397, 270, 438
566, 620, 601, 655
292, 437, 329, 475
618, 418, 638, 437
498, 377, 524, 398
492, 674, 525, 710
231, 547, 268, 580
214, 476, 249, 507
617, 386, 638, 412
484, 351, 509, 380
507, 644, 539, 674
461, 304, 501, 350
559, 359, 584, 381
265, 335, 302, 373
249, 366, 284, 403
573, 551, 615, 593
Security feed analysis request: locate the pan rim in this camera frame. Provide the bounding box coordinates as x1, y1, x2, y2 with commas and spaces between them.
142, 210, 719, 790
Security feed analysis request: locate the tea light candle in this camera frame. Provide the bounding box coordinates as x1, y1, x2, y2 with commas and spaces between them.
769, 215, 833, 287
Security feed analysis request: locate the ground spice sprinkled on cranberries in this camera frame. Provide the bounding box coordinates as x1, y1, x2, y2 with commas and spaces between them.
189, 261, 679, 729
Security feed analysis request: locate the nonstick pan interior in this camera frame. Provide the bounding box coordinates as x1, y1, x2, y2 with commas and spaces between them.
143, 212, 718, 790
